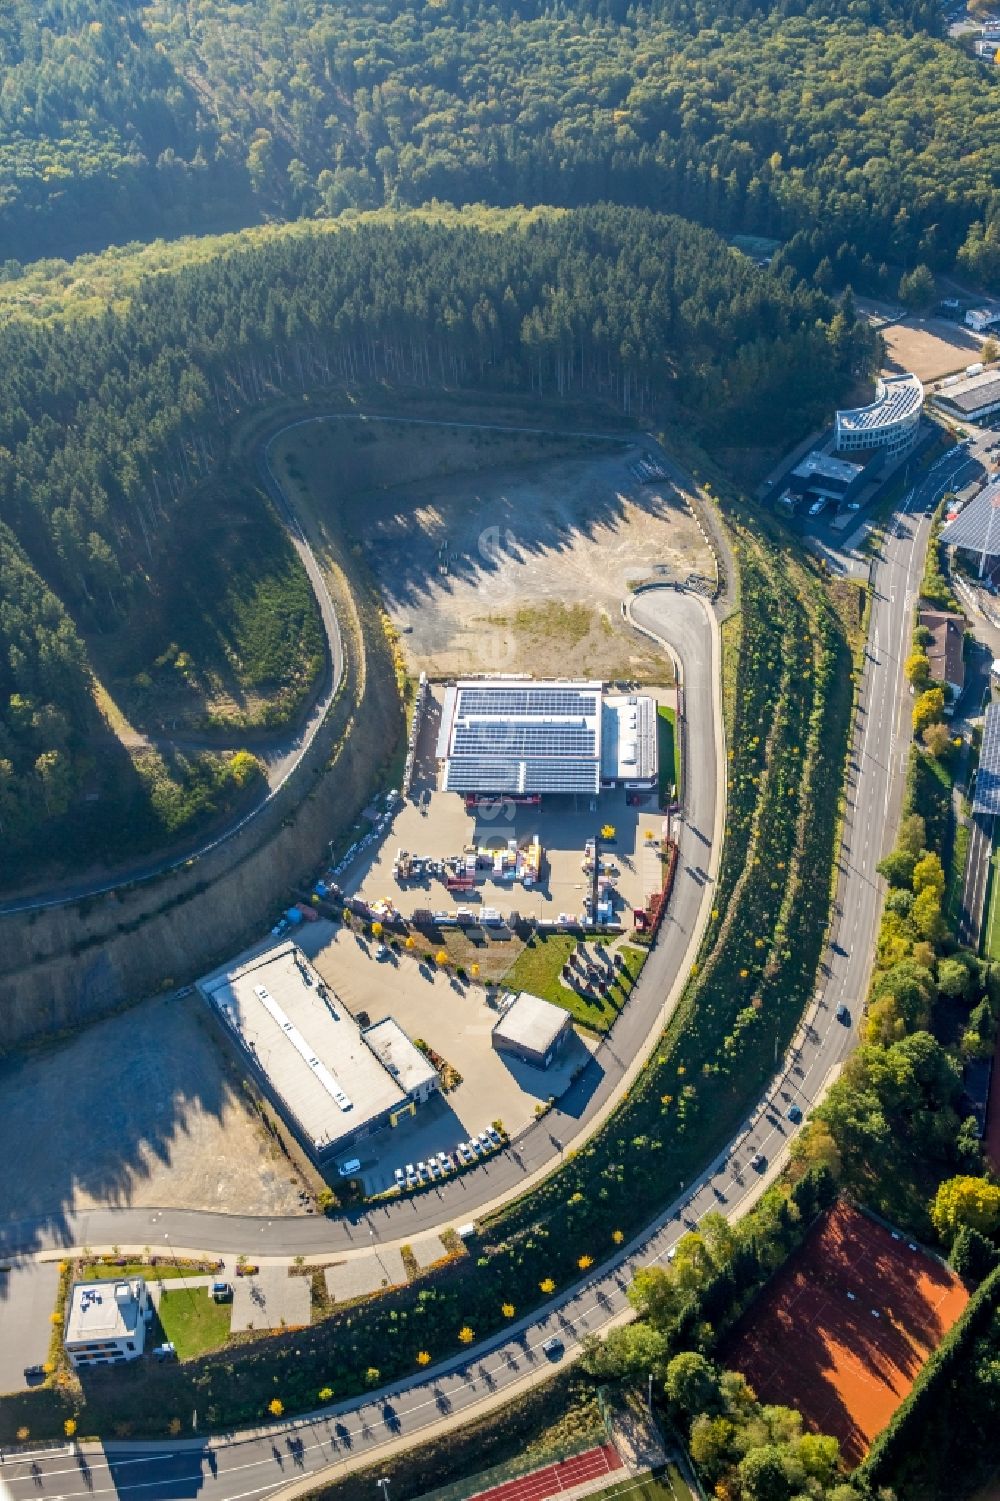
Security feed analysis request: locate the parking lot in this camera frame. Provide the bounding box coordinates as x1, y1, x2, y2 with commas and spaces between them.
333, 686, 667, 928
296, 921, 599, 1194
0, 1260, 61, 1393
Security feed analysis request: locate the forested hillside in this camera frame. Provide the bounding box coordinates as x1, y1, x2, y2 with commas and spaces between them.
2, 0, 999, 285
0, 205, 870, 883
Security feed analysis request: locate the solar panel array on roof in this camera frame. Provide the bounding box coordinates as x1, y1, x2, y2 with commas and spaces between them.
453, 724, 596, 758
444, 757, 599, 794
974, 703, 1000, 816
456, 687, 598, 716
441, 679, 605, 796
940, 481, 1000, 556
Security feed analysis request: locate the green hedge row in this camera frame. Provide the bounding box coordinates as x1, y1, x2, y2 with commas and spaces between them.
857, 1263, 1000, 1496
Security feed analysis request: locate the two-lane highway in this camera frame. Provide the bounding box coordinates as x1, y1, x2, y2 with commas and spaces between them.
0, 444, 979, 1501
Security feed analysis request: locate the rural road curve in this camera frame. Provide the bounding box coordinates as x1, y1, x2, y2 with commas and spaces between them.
0, 428, 346, 917
0, 413, 630, 918
0, 583, 722, 1260
0, 445, 977, 1501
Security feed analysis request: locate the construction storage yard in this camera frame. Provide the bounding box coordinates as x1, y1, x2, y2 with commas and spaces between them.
3, 417, 706, 1220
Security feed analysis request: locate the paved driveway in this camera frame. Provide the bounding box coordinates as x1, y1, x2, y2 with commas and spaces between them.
0, 1260, 60, 1392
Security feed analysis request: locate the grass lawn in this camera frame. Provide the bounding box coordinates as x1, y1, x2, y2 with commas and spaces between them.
157, 1287, 232, 1359
82, 1262, 190, 1281
587, 1467, 697, 1501
657, 705, 681, 805
501, 935, 646, 1034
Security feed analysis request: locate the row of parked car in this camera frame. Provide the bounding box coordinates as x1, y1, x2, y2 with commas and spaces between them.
393, 1126, 503, 1189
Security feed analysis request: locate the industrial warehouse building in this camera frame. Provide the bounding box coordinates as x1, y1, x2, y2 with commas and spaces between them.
935, 368, 1000, 425
201, 946, 438, 1167
492, 990, 573, 1068
835, 373, 923, 457
436, 678, 657, 798
64, 1277, 152, 1369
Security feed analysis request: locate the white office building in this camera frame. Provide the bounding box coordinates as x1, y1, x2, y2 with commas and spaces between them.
65, 1277, 152, 1369
835, 373, 923, 457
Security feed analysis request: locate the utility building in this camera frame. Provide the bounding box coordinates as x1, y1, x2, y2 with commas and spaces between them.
491, 990, 573, 1068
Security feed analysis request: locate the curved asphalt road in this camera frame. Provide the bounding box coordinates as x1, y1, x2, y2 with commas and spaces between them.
0, 433, 345, 917
0, 588, 722, 1261
0, 448, 978, 1501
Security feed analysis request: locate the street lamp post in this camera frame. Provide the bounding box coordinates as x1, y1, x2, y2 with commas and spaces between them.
377, 1476, 391, 1501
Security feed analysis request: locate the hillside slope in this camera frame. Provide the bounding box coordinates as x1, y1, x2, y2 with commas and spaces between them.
0, 0, 998, 285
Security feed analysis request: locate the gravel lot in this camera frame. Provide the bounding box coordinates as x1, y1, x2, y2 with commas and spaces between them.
0, 994, 309, 1222
342, 442, 711, 680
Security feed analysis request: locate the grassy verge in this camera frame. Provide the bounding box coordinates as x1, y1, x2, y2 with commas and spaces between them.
81, 1263, 192, 1282
983, 845, 1000, 963
157, 1288, 233, 1360
945, 818, 972, 936
657, 705, 681, 804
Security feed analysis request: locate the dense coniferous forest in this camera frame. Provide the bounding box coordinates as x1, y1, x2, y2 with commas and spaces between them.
1, 0, 999, 284
0, 207, 871, 877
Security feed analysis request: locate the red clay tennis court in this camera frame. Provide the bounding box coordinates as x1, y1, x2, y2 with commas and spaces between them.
468, 1443, 624, 1501
721, 1201, 969, 1465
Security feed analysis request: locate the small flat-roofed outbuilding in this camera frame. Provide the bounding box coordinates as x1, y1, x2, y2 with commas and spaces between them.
363, 1018, 439, 1103
491, 990, 572, 1069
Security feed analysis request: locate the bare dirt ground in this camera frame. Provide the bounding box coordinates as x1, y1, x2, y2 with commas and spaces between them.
278, 420, 712, 681
879, 316, 986, 383
0, 994, 309, 1222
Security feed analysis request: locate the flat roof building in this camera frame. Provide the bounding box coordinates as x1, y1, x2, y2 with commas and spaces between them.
492, 990, 573, 1068
362, 1018, 438, 1102
935, 368, 1000, 424
65, 1277, 151, 1369
835, 373, 923, 457
437, 678, 657, 797
787, 450, 866, 503
201, 946, 437, 1165
600, 694, 657, 784
966, 308, 1000, 334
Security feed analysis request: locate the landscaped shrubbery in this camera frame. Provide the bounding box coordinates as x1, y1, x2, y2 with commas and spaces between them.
0, 516, 857, 1441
